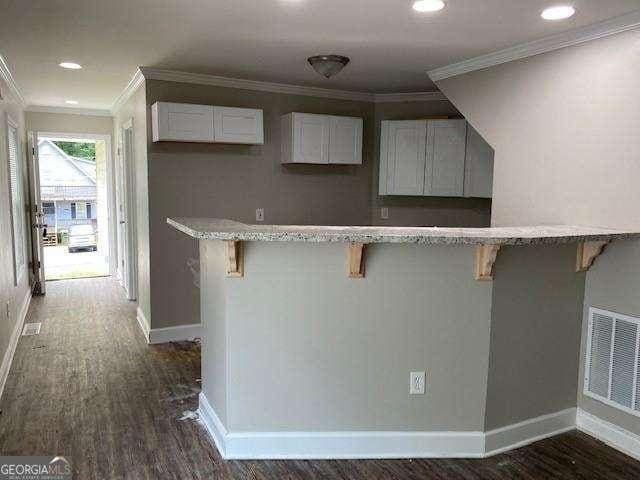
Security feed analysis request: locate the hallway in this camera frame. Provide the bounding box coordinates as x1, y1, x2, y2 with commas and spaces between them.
1, 277, 640, 479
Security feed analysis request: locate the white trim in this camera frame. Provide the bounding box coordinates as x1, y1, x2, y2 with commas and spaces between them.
199, 393, 581, 460
120, 119, 138, 300
0, 53, 26, 107
148, 324, 202, 345
136, 306, 151, 343
136, 67, 446, 104
198, 392, 228, 457
111, 68, 145, 114
428, 10, 640, 81
374, 91, 448, 103
25, 105, 112, 117
0, 288, 32, 402
484, 408, 576, 456
577, 408, 640, 461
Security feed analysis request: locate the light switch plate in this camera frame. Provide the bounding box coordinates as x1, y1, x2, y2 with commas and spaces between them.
381, 207, 389, 220
256, 208, 264, 222
410, 371, 426, 395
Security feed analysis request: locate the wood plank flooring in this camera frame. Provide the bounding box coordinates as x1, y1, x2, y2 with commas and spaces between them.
1, 277, 639, 479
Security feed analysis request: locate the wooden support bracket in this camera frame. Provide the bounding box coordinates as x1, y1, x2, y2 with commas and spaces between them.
225, 240, 243, 277
347, 242, 366, 278
475, 244, 501, 281
576, 241, 610, 272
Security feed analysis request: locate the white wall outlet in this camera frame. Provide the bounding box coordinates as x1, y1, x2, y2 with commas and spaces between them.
380, 207, 389, 220
409, 371, 426, 395
256, 208, 264, 222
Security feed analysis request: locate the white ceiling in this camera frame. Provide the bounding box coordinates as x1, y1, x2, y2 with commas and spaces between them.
1, 0, 639, 110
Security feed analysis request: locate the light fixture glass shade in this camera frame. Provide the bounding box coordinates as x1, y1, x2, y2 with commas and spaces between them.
307, 55, 350, 78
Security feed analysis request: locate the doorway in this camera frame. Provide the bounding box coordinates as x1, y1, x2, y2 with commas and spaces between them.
32, 133, 116, 282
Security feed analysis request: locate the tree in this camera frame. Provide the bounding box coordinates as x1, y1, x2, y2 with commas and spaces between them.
53, 141, 95, 160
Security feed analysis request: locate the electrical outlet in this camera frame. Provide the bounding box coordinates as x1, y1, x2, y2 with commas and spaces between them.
380, 207, 389, 220
256, 208, 265, 222
409, 371, 426, 395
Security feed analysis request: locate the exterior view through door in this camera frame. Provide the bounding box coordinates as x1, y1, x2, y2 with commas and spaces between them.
35, 135, 112, 280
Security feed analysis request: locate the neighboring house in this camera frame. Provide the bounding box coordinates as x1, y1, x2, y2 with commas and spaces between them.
38, 139, 97, 243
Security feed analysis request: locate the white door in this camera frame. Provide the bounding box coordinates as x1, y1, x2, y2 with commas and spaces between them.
27, 132, 46, 295
293, 113, 331, 164
384, 120, 427, 195
425, 120, 467, 197
329, 116, 363, 165
116, 121, 137, 300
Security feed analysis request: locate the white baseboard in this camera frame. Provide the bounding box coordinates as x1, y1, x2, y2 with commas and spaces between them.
577, 408, 640, 461
198, 392, 229, 458
136, 307, 201, 344
484, 408, 577, 456
0, 287, 32, 402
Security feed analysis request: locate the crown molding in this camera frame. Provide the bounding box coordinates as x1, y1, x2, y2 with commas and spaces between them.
0, 53, 26, 107
137, 67, 445, 104
428, 9, 640, 81
26, 105, 112, 117
110, 68, 145, 114
373, 91, 447, 103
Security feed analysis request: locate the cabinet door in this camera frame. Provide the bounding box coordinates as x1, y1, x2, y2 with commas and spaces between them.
425, 120, 467, 196
213, 106, 264, 144
293, 113, 331, 164
384, 120, 427, 195
152, 102, 214, 142
329, 116, 363, 165
463, 125, 494, 198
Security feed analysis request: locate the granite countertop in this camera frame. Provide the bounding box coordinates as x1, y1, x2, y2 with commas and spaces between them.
167, 217, 640, 246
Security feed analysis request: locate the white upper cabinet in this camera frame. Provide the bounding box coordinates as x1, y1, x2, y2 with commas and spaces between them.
424, 120, 467, 197
329, 116, 363, 165
463, 125, 494, 198
379, 120, 427, 195
213, 106, 264, 144
379, 119, 493, 198
281, 113, 363, 165
152, 102, 214, 142
151, 102, 263, 144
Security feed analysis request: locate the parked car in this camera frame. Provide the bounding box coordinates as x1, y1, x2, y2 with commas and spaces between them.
68, 224, 97, 253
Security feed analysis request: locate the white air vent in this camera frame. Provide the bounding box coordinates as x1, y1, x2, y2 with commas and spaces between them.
585, 307, 640, 416
22, 322, 41, 336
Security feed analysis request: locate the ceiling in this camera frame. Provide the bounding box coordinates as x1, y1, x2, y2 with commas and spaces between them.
1, 0, 639, 110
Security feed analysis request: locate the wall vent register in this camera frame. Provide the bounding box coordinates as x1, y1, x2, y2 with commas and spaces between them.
584, 307, 640, 417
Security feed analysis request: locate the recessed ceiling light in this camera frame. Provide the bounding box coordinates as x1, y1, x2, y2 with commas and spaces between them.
541, 5, 575, 20
65, 100, 79, 105
413, 0, 445, 12
59, 62, 82, 70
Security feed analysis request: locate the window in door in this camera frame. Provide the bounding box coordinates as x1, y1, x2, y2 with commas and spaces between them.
86, 202, 92, 219
6, 116, 25, 285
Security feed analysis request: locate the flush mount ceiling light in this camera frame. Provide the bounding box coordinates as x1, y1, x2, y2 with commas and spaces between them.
307, 55, 350, 79
412, 0, 445, 13
59, 62, 82, 70
541, 5, 575, 20
65, 100, 79, 105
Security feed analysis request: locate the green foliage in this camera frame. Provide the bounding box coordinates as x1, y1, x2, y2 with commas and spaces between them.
53, 141, 95, 160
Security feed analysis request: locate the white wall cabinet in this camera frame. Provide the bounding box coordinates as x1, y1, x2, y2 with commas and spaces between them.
152, 102, 263, 144
379, 119, 493, 198
281, 113, 363, 165
463, 125, 494, 198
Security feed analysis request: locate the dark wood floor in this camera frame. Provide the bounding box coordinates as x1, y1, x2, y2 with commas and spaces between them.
1, 277, 639, 479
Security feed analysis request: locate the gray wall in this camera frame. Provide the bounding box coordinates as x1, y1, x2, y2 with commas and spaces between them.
436, 29, 640, 434
372, 100, 491, 227
26, 111, 113, 136
0, 76, 31, 391
113, 84, 151, 321
145, 79, 491, 329
486, 245, 584, 430
205, 241, 492, 432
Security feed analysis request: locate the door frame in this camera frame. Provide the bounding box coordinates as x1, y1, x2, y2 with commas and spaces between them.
36, 131, 117, 277
117, 119, 137, 301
